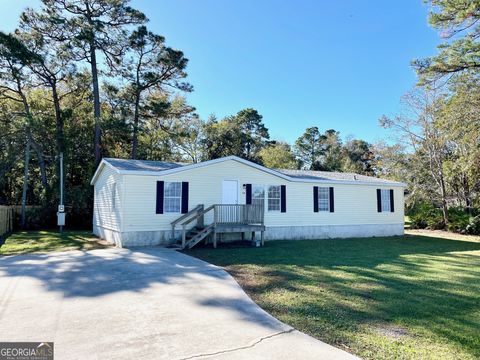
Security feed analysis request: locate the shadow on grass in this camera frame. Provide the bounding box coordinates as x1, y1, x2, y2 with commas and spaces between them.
186, 235, 480, 359
0, 230, 108, 256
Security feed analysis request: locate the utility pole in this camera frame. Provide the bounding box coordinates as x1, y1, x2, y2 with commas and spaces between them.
57, 152, 65, 232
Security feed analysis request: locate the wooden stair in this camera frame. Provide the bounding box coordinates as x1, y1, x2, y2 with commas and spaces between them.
183, 224, 214, 249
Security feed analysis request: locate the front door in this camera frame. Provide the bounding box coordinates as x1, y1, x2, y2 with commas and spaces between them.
222, 180, 238, 204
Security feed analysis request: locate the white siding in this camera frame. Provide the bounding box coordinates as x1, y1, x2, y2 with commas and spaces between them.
93, 164, 123, 232
122, 159, 404, 232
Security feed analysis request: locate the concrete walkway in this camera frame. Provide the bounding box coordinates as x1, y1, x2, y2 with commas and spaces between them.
0, 248, 358, 359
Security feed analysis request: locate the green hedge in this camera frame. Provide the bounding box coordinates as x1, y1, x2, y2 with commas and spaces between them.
407, 203, 480, 235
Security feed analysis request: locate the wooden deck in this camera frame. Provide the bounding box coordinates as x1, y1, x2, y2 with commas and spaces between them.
171, 204, 265, 249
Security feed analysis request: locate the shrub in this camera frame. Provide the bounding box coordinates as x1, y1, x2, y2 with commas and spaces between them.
466, 215, 480, 235
446, 207, 472, 233
407, 202, 444, 230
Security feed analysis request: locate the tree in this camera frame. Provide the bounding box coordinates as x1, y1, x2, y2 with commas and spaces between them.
121, 25, 191, 159
17, 15, 77, 162
258, 142, 297, 169
234, 108, 270, 161
24, 0, 147, 165
342, 139, 375, 175
202, 109, 269, 161
0, 32, 46, 226
139, 94, 198, 162
319, 129, 342, 171
171, 113, 204, 163
294, 127, 343, 170
202, 115, 243, 160
294, 126, 325, 170
380, 88, 450, 225
439, 73, 480, 211
413, 0, 480, 83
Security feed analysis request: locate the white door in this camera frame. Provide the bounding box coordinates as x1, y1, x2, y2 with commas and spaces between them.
222, 180, 238, 204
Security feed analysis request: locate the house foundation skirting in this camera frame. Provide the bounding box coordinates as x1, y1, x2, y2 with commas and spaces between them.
263, 223, 404, 240
93, 223, 404, 247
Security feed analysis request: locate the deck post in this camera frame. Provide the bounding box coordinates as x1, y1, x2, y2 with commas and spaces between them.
182, 225, 186, 248
213, 231, 217, 248
198, 205, 204, 227
261, 231, 264, 246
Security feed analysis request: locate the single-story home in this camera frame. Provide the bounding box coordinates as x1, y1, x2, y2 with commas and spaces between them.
91, 155, 406, 248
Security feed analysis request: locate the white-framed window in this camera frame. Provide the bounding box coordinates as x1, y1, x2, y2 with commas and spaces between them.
252, 185, 265, 207
380, 189, 391, 212
268, 185, 281, 211
164, 182, 182, 213
318, 187, 330, 212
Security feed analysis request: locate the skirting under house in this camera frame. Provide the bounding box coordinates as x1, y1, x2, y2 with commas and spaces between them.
93, 223, 404, 248
91, 156, 406, 248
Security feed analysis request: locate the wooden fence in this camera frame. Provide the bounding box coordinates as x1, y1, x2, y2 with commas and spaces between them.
0, 206, 14, 238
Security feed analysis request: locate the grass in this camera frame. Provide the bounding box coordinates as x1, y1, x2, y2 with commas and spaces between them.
186, 235, 480, 360
0, 230, 109, 256
404, 216, 411, 229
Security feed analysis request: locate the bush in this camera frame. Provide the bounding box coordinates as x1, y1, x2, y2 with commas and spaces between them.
446, 207, 471, 233
466, 215, 480, 235
407, 202, 444, 230
407, 202, 480, 234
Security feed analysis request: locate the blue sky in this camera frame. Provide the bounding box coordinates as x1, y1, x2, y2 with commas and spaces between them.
1, 0, 440, 144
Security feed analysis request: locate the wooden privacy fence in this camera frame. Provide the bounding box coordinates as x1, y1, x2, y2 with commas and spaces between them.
0, 206, 14, 238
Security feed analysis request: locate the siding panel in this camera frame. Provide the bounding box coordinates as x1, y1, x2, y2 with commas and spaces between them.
122, 159, 405, 232
93, 164, 123, 231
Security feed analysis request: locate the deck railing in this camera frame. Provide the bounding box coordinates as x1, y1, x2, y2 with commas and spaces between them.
171, 203, 265, 248
214, 204, 264, 225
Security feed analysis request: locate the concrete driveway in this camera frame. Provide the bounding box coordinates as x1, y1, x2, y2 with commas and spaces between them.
0, 248, 357, 359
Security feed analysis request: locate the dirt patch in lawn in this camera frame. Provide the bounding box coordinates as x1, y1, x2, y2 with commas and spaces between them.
373, 324, 410, 340
405, 229, 480, 243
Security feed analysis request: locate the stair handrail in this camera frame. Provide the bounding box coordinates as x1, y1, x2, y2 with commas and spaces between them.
180, 204, 214, 227
171, 204, 203, 228
171, 204, 204, 242
177, 204, 215, 248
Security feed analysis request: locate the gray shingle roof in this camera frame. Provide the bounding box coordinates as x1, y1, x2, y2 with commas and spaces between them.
104, 158, 184, 172
101, 157, 403, 186
276, 169, 402, 184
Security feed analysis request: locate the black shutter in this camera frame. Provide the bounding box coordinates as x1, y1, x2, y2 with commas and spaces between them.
329, 187, 334, 213
313, 186, 319, 212
156, 181, 164, 214
280, 185, 286, 213
390, 189, 394, 212
376, 189, 382, 212
245, 184, 252, 205
181, 182, 189, 214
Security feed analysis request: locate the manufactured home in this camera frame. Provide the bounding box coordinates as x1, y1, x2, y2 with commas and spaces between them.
91, 155, 406, 248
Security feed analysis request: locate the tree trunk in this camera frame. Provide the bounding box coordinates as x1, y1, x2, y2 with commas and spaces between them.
439, 168, 448, 226
29, 137, 48, 190
131, 91, 141, 159
21, 138, 31, 229
90, 42, 102, 166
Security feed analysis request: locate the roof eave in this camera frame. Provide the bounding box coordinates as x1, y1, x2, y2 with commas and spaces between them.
93, 155, 407, 188
90, 159, 121, 185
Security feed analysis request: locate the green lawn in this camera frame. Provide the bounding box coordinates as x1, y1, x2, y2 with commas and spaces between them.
186, 235, 480, 360
0, 230, 109, 256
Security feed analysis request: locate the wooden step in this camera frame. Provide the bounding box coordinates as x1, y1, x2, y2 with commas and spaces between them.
184, 226, 214, 249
